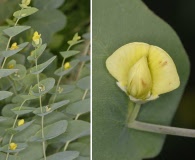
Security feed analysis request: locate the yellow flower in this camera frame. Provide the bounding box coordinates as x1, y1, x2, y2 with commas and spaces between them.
67, 33, 81, 46
22, 0, 31, 6
64, 62, 71, 70
8, 64, 14, 69
106, 42, 180, 103
18, 119, 25, 126
9, 143, 17, 150
10, 42, 19, 50
32, 31, 41, 45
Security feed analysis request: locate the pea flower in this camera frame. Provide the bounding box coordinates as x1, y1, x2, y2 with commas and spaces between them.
67, 33, 81, 46
32, 31, 41, 45
10, 42, 19, 50
64, 62, 71, 70
106, 42, 180, 103
9, 143, 17, 150
18, 119, 25, 126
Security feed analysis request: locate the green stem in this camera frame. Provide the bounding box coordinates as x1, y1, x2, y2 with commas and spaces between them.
1, 9, 22, 69
63, 141, 70, 151
35, 58, 46, 160
74, 42, 90, 81
128, 120, 195, 138
5, 100, 26, 160
127, 103, 141, 124
52, 45, 71, 104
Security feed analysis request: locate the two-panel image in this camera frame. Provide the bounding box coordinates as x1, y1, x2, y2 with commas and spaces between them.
0, 0, 194, 160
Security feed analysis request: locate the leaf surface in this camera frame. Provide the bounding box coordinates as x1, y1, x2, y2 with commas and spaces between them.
92, 0, 190, 159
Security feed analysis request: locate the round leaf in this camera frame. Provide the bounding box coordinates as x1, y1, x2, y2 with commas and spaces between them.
92, 0, 190, 159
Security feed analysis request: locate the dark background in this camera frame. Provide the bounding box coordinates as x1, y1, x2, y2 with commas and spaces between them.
143, 0, 195, 159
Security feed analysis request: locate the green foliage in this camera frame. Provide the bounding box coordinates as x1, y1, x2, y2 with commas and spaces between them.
0, 0, 90, 160
92, 0, 189, 160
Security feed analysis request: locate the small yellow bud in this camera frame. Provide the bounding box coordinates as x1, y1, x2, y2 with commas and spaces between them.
22, 0, 31, 6
64, 62, 71, 70
73, 33, 81, 41
10, 43, 19, 50
67, 33, 81, 46
9, 143, 17, 150
8, 64, 14, 69
18, 119, 25, 126
32, 31, 41, 45
45, 106, 51, 112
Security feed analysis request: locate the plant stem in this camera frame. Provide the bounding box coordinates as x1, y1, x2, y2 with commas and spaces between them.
1, 9, 22, 69
63, 141, 70, 151
127, 103, 141, 124
74, 41, 90, 81
35, 58, 46, 160
5, 100, 26, 160
127, 102, 195, 138
52, 45, 71, 104
128, 120, 195, 138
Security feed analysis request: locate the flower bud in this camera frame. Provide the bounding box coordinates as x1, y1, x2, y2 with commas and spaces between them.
18, 119, 25, 126
9, 143, 17, 150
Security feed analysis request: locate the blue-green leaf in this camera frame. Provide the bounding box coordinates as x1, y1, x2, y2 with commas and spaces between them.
13, 8, 38, 19
54, 60, 79, 76
77, 76, 90, 90
3, 26, 31, 37
33, 99, 70, 116
0, 69, 18, 77
30, 120, 68, 142
33, 0, 65, 9
65, 99, 90, 116
0, 91, 13, 100
31, 78, 55, 96
0, 42, 29, 58
60, 50, 80, 59
42, 151, 79, 160
30, 56, 56, 74
0, 143, 27, 153
11, 107, 35, 115
92, 0, 190, 159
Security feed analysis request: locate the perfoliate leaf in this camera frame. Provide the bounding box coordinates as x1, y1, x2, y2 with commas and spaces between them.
30, 56, 56, 74
0, 69, 18, 77
41, 151, 79, 160
92, 0, 190, 159
31, 78, 55, 96
33, 0, 65, 9
77, 76, 90, 90
13, 8, 38, 19
49, 84, 75, 95
7, 120, 35, 134
30, 120, 68, 142
0, 91, 13, 100
10, 64, 27, 80
27, 43, 47, 61
65, 99, 90, 116
3, 26, 31, 37
0, 42, 29, 58
60, 50, 80, 59
11, 107, 35, 115
54, 59, 79, 76
0, 143, 27, 153
50, 120, 90, 143
33, 99, 70, 116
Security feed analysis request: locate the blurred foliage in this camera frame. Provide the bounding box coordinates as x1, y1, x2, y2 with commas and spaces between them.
0, 0, 90, 159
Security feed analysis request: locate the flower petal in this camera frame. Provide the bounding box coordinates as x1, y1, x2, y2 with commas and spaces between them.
148, 46, 180, 95
127, 56, 152, 99
106, 42, 150, 86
